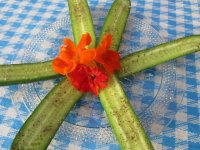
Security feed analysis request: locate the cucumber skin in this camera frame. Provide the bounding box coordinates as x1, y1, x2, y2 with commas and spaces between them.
98, 0, 153, 149
1, 35, 199, 86
11, 0, 95, 149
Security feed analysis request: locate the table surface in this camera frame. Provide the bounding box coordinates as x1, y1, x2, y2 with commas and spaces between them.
0, 0, 199, 149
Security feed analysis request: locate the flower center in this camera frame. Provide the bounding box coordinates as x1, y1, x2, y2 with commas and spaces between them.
90, 74, 96, 81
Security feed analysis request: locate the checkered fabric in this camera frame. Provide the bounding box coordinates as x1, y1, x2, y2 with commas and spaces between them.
0, 0, 199, 149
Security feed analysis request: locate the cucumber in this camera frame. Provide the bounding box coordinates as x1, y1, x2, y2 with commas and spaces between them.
118, 35, 200, 78
98, 0, 153, 149
11, 79, 82, 149
98, 0, 130, 49
100, 75, 153, 149
68, 0, 96, 46
11, 0, 95, 149
1, 36, 199, 86
0, 61, 58, 86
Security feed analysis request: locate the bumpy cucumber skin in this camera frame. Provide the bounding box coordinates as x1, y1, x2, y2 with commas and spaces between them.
98, 0, 154, 149
0, 61, 59, 86
11, 0, 95, 149
118, 35, 200, 78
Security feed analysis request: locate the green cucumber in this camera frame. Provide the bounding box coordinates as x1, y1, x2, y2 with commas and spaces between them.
11, 0, 95, 149
100, 75, 153, 149
98, 0, 153, 149
98, 0, 130, 49
68, 0, 96, 46
11, 79, 82, 149
1, 36, 199, 86
0, 61, 58, 86
118, 35, 200, 78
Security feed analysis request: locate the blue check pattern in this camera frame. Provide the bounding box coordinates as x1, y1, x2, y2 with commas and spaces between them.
0, 0, 200, 149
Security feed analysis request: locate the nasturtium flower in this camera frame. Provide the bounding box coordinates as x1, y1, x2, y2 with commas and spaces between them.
52, 33, 96, 75
68, 64, 108, 95
52, 33, 121, 95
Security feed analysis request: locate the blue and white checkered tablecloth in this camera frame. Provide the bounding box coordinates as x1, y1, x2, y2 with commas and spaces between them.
0, 0, 199, 149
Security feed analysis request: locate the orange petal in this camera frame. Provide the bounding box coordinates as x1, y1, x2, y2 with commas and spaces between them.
52, 58, 76, 75
63, 38, 75, 50
78, 33, 92, 49
79, 49, 96, 65
58, 47, 76, 61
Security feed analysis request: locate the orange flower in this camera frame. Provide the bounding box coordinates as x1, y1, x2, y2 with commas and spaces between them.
95, 34, 121, 74
52, 33, 121, 95
52, 33, 96, 75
